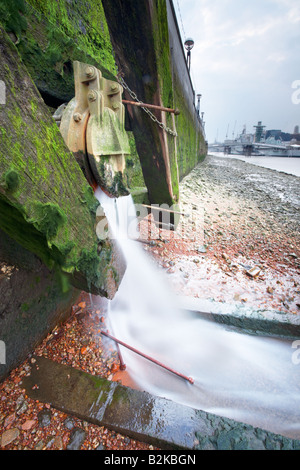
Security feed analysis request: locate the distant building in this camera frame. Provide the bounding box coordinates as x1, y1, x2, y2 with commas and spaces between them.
253, 121, 266, 142
265, 129, 291, 142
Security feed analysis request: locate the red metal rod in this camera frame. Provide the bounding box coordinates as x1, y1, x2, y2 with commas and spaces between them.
122, 99, 180, 115
116, 342, 126, 371
101, 331, 194, 385
141, 204, 186, 216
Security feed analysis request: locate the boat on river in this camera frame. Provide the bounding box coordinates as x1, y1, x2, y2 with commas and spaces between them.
209, 127, 300, 157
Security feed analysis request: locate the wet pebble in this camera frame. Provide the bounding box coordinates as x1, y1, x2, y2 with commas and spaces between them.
96, 442, 106, 450
66, 427, 86, 450
38, 409, 52, 427
196, 245, 207, 253
1, 428, 19, 447
16, 398, 28, 415
64, 416, 75, 430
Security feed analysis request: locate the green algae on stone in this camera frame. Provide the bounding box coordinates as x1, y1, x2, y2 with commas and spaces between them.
0, 0, 28, 39
4, 168, 20, 193
30, 202, 67, 241
6, 0, 118, 103
0, 25, 125, 297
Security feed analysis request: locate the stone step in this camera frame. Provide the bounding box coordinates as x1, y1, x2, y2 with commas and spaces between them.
23, 356, 300, 450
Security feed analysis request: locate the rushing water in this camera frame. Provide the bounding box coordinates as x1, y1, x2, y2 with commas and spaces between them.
95, 188, 300, 440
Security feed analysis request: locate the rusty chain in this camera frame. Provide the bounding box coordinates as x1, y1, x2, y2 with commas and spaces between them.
117, 76, 178, 137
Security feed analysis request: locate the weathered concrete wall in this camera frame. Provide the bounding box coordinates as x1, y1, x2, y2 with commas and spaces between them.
1, 0, 206, 205
102, 0, 206, 207
0, 26, 125, 298
0, 0, 207, 380
166, 0, 206, 179
0, 0, 145, 194
102, 0, 180, 208
0, 229, 79, 381
0, 22, 125, 380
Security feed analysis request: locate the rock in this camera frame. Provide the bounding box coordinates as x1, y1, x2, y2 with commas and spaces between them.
96, 442, 106, 450
37, 409, 52, 427
267, 286, 274, 294
196, 245, 207, 254
34, 440, 45, 450
4, 412, 16, 428
64, 416, 75, 430
53, 435, 63, 450
66, 428, 86, 450
16, 399, 28, 415
21, 419, 36, 431
246, 266, 261, 278
1, 428, 19, 447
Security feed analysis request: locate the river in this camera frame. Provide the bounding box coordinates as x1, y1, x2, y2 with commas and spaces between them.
208, 152, 300, 177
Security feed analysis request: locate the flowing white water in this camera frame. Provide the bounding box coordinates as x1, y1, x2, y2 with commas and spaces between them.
95, 188, 300, 440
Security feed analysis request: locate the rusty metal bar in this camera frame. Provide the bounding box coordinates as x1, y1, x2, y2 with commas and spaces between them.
116, 342, 126, 370
101, 331, 194, 385
122, 100, 180, 115
129, 238, 156, 246
141, 204, 187, 217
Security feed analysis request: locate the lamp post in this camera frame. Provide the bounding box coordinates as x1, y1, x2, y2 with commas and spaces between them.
197, 94, 202, 115
184, 38, 194, 72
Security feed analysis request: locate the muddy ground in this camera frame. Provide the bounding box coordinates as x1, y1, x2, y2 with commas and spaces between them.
143, 154, 300, 315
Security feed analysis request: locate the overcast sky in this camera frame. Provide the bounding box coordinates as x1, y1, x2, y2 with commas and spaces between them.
173, 0, 300, 143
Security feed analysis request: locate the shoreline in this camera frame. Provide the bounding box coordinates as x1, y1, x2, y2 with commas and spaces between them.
141, 154, 300, 321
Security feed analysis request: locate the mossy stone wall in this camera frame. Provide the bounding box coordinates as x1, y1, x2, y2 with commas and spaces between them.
0, 25, 125, 298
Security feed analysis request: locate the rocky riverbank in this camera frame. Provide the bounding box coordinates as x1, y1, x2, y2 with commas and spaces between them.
142, 154, 300, 317
1, 154, 299, 450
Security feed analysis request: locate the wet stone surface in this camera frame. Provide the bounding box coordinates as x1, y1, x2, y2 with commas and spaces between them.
21, 356, 300, 450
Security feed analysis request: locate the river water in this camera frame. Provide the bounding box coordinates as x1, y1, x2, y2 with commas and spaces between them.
208, 152, 300, 177
95, 183, 300, 441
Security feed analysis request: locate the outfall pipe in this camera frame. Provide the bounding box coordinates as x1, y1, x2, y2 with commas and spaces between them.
101, 331, 194, 385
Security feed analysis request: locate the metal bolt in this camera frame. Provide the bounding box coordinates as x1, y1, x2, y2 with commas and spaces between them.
73, 112, 82, 122
88, 90, 97, 102
85, 66, 96, 79
112, 103, 119, 110
110, 83, 118, 92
